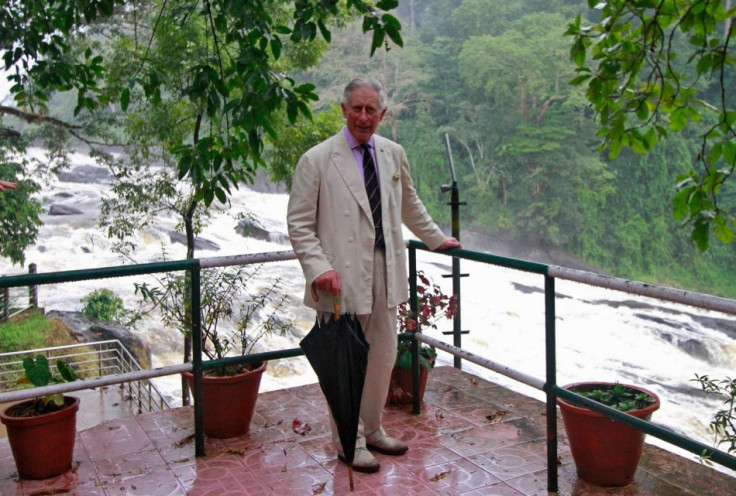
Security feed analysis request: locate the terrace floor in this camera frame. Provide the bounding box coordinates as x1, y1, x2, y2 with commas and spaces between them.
1, 366, 735, 495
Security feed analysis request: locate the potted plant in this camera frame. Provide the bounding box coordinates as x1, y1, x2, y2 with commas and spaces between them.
135, 264, 291, 438
557, 381, 660, 486
387, 271, 455, 405
0, 355, 79, 479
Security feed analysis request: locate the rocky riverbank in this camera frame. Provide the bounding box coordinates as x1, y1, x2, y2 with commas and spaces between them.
47, 310, 152, 369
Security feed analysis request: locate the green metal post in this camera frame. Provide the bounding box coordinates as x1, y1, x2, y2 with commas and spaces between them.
544, 274, 558, 493
443, 133, 464, 369
450, 183, 462, 369
191, 266, 205, 457
409, 247, 421, 415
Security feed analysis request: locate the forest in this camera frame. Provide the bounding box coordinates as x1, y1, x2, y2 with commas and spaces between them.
287, 0, 736, 297
1, 0, 735, 298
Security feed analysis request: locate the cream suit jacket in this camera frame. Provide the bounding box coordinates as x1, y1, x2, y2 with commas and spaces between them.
287, 131, 448, 315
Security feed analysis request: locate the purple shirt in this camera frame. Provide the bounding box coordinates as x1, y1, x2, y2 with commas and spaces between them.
343, 126, 377, 182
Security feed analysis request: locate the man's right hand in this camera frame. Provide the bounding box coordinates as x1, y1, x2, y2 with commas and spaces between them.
313, 270, 341, 296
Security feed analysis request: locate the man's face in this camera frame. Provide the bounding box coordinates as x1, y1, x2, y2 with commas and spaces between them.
341, 86, 387, 144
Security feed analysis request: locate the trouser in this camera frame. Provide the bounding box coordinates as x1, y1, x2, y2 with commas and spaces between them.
320, 247, 398, 449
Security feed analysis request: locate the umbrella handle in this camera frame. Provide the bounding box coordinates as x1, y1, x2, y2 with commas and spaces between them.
310, 284, 341, 316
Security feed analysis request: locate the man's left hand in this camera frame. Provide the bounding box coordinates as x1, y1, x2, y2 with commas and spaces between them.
437, 238, 461, 250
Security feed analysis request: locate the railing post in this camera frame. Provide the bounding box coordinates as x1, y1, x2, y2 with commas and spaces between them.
2, 287, 8, 322
28, 263, 38, 309
409, 246, 421, 415
191, 265, 205, 457
544, 274, 558, 493
449, 184, 463, 369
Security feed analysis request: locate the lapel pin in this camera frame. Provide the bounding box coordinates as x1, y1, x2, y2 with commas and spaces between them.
392, 172, 400, 181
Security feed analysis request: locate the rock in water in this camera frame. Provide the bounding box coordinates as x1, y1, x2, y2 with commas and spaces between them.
46, 310, 152, 369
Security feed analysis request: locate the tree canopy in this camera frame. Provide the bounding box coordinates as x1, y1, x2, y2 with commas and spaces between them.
0, 0, 404, 263
567, 0, 736, 250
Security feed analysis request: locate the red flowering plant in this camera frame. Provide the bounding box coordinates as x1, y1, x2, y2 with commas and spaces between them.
396, 270, 456, 372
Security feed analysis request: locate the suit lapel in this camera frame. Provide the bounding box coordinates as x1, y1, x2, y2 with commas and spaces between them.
330, 134, 372, 220
373, 136, 393, 200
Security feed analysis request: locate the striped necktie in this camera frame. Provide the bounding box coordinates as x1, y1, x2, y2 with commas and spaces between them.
361, 143, 384, 248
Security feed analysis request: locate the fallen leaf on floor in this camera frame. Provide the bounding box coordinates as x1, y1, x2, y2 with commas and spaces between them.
430, 469, 452, 481
28, 489, 71, 495
312, 482, 327, 494
485, 410, 508, 423
225, 447, 246, 456
435, 410, 444, 420
293, 418, 312, 435
174, 434, 195, 447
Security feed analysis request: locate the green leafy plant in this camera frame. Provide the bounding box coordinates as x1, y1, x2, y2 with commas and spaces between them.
17, 355, 77, 414
571, 382, 655, 412
693, 374, 736, 456
80, 288, 127, 323
134, 264, 292, 376
396, 271, 456, 372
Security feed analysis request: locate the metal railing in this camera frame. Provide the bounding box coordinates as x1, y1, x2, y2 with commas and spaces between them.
0, 263, 38, 322
405, 240, 736, 492
1, 245, 735, 493
0, 340, 171, 414
0, 250, 300, 459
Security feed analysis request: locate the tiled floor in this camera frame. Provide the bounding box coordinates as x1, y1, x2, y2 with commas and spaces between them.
1, 366, 735, 495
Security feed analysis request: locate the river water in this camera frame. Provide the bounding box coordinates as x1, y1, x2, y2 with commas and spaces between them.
2, 148, 735, 472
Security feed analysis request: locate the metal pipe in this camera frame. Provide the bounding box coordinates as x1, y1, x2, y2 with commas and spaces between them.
414, 333, 545, 391
0, 363, 192, 403
199, 250, 296, 269
548, 265, 736, 316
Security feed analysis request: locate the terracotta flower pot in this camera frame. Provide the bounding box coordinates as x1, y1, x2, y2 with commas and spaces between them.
386, 363, 431, 405
0, 396, 80, 480
183, 361, 266, 438
557, 382, 660, 486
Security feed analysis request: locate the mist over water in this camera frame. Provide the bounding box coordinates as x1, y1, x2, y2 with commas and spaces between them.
2, 149, 735, 473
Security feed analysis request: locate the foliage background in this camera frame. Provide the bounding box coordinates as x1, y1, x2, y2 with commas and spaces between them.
1, 0, 735, 298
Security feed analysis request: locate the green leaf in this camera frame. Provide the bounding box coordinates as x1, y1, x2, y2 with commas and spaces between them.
673, 185, 693, 220
713, 215, 735, 244
382, 14, 403, 47
215, 187, 227, 204
396, 350, 412, 370
120, 87, 130, 111
692, 220, 710, 251
270, 37, 282, 60
99, 0, 114, 16
57, 361, 77, 382
609, 138, 622, 159
571, 38, 587, 67
376, 0, 399, 9
23, 355, 52, 388
708, 142, 723, 164
317, 20, 331, 43
570, 74, 591, 85
370, 26, 385, 56
723, 141, 736, 166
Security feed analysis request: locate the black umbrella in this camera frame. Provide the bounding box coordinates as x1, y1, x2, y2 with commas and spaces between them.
300, 290, 369, 491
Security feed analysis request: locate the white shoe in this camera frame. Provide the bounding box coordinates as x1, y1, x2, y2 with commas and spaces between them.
366, 427, 408, 456
337, 446, 380, 473
336, 437, 380, 473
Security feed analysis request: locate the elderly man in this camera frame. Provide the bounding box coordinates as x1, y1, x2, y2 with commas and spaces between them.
287, 77, 460, 472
